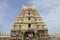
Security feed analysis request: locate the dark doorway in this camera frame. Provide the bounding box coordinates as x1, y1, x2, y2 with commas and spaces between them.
24, 30, 35, 40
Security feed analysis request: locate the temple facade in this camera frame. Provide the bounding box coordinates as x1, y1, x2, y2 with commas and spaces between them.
0, 5, 60, 40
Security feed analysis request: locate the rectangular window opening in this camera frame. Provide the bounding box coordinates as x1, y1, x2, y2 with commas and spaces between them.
28, 17, 30, 20
28, 24, 31, 28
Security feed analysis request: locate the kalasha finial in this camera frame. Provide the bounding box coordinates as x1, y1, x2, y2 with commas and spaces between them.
22, 5, 36, 9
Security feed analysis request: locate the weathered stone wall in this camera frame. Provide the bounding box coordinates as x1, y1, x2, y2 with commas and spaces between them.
0, 33, 10, 40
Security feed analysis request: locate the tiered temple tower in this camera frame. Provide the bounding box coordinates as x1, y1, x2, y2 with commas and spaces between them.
10, 5, 49, 40
0, 5, 60, 40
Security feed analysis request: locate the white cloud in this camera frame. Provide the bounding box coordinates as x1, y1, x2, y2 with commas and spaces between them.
32, 0, 60, 8
32, 0, 60, 33
43, 6, 60, 33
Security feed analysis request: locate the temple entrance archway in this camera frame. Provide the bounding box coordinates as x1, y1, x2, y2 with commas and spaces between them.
24, 29, 35, 40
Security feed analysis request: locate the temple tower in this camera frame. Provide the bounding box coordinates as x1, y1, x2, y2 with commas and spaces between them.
10, 5, 49, 40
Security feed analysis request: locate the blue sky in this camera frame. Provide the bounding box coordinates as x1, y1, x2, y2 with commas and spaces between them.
0, 0, 60, 33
